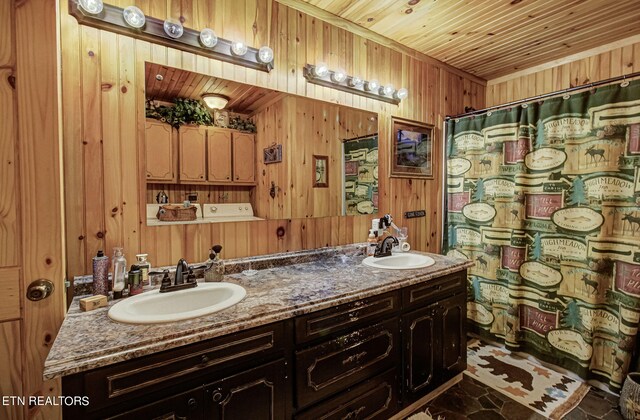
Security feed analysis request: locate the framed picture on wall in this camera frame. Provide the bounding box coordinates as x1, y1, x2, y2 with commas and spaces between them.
264, 144, 282, 164
390, 117, 434, 178
313, 155, 328, 188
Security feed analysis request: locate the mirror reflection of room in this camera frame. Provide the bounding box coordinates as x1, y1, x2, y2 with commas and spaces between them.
143, 63, 378, 225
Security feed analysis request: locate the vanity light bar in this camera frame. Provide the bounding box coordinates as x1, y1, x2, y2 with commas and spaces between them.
303, 64, 406, 105
68, 0, 274, 73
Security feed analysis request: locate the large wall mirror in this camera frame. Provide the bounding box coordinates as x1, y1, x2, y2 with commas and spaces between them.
143, 63, 379, 225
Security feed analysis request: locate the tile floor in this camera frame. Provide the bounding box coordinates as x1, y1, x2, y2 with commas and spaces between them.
419, 375, 623, 420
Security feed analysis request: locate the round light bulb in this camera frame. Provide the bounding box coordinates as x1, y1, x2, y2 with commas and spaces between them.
365, 79, 379, 92
163, 18, 184, 39
200, 28, 218, 48
331, 69, 347, 83
78, 0, 103, 14
395, 87, 409, 100
257, 46, 274, 64
313, 63, 329, 78
381, 84, 395, 96
123, 6, 145, 28
348, 76, 364, 88
231, 41, 248, 56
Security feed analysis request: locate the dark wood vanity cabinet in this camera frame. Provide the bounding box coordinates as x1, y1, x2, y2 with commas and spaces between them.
403, 293, 466, 403
63, 269, 467, 419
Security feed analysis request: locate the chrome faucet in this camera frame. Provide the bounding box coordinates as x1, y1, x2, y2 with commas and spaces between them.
374, 236, 399, 258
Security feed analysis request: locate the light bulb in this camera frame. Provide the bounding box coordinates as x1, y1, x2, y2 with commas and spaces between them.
78, 0, 103, 14
200, 29, 218, 48
331, 69, 347, 83
123, 6, 145, 28
231, 41, 248, 56
395, 87, 409, 100
163, 18, 184, 39
365, 79, 379, 92
257, 46, 274, 63
313, 63, 329, 78
348, 76, 364, 88
381, 84, 395, 96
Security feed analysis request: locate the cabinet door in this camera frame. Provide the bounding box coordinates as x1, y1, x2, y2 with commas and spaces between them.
403, 302, 439, 402
205, 359, 288, 420
106, 387, 204, 420
207, 129, 232, 182
179, 126, 207, 183
439, 293, 466, 380
145, 120, 176, 182
232, 132, 255, 183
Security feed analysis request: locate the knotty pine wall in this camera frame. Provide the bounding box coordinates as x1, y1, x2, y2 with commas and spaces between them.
253, 95, 378, 219
486, 40, 640, 105
60, 0, 485, 277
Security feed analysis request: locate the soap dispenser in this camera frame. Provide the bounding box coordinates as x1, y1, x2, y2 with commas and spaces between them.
204, 245, 224, 282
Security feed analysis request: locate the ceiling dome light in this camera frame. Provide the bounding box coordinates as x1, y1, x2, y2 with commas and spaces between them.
200, 29, 218, 48
381, 84, 395, 96
395, 87, 408, 100
163, 18, 184, 39
78, 0, 103, 14
348, 76, 364, 88
202, 94, 229, 109
257, 46, 274, 64
313, 63, 329, 78
231, 41, 248, 56
331, 69, 347, 83
365, 79, 379, 92
123, 6, 145, 28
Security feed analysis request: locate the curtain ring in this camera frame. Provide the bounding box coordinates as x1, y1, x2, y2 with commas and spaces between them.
521, 103, 528, 109
621, 75, 629, 87
562, 93, 571, 100
487, 111, 493, 116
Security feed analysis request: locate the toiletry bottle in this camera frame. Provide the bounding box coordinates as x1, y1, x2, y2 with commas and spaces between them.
136, 254, 151, 286
204, 250, 217, 282
367, 230, 377, 256
112, 248, 127, 299
128, 265, 143, 296
210, 245, 225, 282
92, 250, 109, 296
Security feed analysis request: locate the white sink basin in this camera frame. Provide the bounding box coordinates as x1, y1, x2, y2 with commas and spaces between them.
108, 282, 246, 324
362, 253, 436, 270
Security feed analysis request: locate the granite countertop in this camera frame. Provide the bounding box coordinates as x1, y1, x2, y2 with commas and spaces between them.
44, 246, 472, 380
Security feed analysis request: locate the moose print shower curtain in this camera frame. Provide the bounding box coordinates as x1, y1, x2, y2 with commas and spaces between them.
444, 79, 640, 390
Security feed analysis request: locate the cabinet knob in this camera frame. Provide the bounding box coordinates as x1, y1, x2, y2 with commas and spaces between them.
201, 354, 210, 365
211, 390, 223, 402
236, 176, 239, 180
187, 398, 198, 410
226, 176, 230, 180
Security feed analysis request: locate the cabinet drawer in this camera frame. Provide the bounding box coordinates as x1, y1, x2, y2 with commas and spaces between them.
295, 291, 400, 344
295, 369, 398, 420
295, 319, 399, 409
402, 272, 465, 310
83, 322, 285, 410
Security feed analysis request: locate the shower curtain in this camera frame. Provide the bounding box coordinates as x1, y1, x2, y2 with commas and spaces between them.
444, 79, 640, 390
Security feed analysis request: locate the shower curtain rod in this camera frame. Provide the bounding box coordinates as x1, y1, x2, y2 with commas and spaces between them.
446, 70, 640, 120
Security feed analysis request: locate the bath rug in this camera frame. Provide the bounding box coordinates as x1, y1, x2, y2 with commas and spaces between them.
466, 338, 590, 419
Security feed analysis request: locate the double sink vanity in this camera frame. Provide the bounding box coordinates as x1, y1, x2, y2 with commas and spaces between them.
45, 246, 471, 419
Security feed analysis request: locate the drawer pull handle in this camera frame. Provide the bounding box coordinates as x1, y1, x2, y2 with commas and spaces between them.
342, 351, 367, 365
212, 390, 223, 402
187, 397, 198, 410
342, 405, 366, 420
201, 354, 210, 365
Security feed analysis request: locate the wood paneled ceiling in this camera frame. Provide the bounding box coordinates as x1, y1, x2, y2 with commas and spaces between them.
145, 63, 283, 114
297, 0, 640, 79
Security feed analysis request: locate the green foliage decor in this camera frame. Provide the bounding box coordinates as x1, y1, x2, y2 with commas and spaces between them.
146, 98, 214, 129
227, 115, 257, 133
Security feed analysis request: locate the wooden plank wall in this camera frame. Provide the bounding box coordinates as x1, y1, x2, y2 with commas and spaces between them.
0, 0, 23, 419
253, 95, 378, 219
486, 40, 640, 106
60, 0, 485, 276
